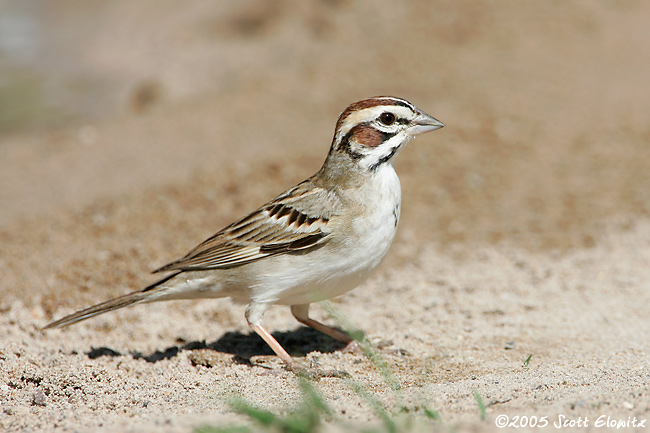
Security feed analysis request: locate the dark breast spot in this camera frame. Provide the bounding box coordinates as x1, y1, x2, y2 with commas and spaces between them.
393, 203, 400, 227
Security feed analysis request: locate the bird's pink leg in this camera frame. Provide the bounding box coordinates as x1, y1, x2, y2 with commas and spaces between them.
291, 304, 360, 352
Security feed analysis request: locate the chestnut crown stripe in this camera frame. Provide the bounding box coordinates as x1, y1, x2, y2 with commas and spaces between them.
334, 97, 414, 132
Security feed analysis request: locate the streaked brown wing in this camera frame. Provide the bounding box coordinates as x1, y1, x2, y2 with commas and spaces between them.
153, 180, 339, 272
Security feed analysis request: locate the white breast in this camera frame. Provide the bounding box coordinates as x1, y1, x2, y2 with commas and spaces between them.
350, 164, 401, 270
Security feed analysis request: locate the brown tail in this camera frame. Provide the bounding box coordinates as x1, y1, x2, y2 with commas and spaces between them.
43, 272, 181, 329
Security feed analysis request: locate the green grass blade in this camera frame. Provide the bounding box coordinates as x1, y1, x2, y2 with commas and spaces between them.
473, 390, 486, 421
522, 354, 532, 367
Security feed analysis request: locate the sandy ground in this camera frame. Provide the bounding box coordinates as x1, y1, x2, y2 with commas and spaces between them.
2, 1, 650, 432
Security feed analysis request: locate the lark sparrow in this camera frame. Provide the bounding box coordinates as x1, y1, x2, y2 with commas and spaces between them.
44, 96, 444, 373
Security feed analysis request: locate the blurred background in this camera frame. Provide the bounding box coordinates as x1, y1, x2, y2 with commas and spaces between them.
1, 0, 650, 305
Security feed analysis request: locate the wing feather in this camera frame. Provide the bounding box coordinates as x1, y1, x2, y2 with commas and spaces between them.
153, 179, 340, 272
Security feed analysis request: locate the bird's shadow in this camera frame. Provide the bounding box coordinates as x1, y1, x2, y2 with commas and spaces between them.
86, 327, 347, 365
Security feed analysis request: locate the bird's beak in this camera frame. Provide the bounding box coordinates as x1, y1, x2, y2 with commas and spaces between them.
409, 110, 445, 135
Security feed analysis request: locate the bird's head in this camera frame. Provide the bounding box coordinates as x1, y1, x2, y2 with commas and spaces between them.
328, 96, 444, 172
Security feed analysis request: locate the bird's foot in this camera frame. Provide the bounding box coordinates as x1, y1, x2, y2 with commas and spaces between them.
340, 340, 363, 354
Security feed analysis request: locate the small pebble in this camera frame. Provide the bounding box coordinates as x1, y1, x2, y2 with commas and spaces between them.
32, 389, 47, 407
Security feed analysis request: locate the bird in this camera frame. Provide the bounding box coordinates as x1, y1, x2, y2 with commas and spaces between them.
44, 96, 444, 374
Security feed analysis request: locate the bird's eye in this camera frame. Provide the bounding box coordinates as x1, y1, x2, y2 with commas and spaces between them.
379, 112, 396, 125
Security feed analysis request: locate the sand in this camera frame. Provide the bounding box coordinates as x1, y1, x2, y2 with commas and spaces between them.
1, 2, 649, 432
